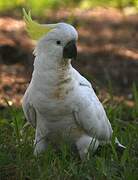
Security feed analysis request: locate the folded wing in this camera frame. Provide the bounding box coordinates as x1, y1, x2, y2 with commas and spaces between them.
22, 90, 36, 128
73, 69, 113, 143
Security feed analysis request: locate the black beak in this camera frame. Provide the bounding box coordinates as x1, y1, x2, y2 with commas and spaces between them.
63, 40, 77, 59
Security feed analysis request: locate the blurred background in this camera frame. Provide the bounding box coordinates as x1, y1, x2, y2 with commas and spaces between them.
0, 0, 138, 107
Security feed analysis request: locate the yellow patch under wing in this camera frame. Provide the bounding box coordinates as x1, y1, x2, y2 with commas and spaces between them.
23, 8, 52, 40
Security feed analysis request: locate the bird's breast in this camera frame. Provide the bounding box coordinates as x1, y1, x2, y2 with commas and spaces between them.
31, 64, 78, 114
51, 79, 73, 100
50, 63, 74, 100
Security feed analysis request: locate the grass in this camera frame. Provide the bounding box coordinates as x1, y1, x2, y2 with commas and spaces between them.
0, 86, 138, 180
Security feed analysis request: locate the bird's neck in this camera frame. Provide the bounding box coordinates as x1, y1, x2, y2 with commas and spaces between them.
32, 53, 73, 86
31, 54, 74, 100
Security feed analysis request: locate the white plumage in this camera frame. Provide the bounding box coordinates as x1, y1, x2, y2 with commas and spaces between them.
22, 22, 113, 159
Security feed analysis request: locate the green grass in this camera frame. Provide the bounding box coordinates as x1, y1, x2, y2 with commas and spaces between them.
0, 87, 138, 180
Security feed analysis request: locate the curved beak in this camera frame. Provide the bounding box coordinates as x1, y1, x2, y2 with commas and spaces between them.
63, 40, 77, 59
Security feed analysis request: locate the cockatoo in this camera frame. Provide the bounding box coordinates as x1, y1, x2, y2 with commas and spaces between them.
22, 10, 123, 159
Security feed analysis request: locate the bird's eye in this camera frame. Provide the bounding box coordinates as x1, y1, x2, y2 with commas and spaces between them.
56, 40, 61, 45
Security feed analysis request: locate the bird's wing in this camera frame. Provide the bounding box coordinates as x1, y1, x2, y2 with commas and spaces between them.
22, 90, 36, 128
73, 69, 113, 142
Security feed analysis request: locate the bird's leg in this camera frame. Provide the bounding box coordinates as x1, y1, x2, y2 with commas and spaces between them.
73, 111, 99, 159
76, 134, 99, 160
34, 120, 49, 156
76, 134, 92, 160
73, 111, 89, 159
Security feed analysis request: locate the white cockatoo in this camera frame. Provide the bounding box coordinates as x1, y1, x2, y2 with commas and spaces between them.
22, 9, 116, 159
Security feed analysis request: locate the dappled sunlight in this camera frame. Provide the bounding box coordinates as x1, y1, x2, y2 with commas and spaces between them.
0, 18, 24, 31
0, 7, 138, 107
0, 64, 28, 106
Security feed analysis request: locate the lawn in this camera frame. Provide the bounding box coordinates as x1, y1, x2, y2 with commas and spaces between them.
0, 86, 138, 180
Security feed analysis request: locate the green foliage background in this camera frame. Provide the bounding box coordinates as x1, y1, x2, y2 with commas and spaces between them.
0, 0, 138, 15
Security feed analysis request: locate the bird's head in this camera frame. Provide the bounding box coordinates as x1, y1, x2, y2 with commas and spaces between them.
23, 9, 78, 64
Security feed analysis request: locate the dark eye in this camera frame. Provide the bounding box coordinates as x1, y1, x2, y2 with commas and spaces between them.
56, 40, 61, 45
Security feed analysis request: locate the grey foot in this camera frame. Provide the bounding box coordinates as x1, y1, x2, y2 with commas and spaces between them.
34, 138, 47, 156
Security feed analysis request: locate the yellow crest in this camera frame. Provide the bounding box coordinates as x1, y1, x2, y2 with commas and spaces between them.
23, 9, 56, 40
